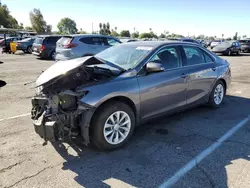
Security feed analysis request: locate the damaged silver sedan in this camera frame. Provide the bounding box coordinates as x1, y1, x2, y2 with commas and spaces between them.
31, 41, 231, 150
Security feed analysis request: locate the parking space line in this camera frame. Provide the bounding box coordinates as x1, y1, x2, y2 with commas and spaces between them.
159, 115, 250, 188
0, 113, 30, 122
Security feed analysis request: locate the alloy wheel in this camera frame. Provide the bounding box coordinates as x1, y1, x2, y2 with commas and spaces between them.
214, 84, 224, 105
103, 111, 131, 145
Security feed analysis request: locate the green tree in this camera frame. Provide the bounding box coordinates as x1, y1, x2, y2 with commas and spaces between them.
111, 29, 119, 37
208, 36, 215, 40
25, 26, 33, 31
233, 32, 238, 40
99, 22, 111, 35
45, 24, 52, 34
0, 4, 19, 28
197, 34, 205, 39
139, 32, 153, 39
131, 31, 139, 38
120, 30, 131, 37
29, 9, 49, 33
57, 17, 77, 34
159, 33, 166, 38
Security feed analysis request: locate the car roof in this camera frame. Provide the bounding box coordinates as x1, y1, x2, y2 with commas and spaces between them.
70, 34, 117, 38
119, 40, 200, 48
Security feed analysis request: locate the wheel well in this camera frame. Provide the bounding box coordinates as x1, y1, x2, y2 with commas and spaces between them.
219, 78, 227, 91
90, 96, 137, 124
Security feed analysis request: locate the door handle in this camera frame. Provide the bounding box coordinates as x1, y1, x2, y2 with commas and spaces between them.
181, 73, 188, 78
212, 67, 217, 71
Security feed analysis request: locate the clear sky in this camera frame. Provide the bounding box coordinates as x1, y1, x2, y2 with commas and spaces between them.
3, 0, 250, 38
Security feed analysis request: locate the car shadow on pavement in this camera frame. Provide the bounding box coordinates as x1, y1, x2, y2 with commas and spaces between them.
0, 80, 7, 88
51, 95, 250, 188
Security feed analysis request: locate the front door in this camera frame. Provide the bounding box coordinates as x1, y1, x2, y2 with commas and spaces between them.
181, 45, 218, 104
138, 46, 188, 119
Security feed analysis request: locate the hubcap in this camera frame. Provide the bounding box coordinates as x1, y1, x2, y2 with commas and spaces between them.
214, 84, 224, 105
103, 111, 131, 145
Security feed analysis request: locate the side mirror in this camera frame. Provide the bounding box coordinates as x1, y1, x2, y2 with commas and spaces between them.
146, 61, 165, 73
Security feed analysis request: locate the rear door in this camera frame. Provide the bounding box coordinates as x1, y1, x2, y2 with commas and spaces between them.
79, 37, 107, 55
181, 45, 217, 105
45, 37, 61, 52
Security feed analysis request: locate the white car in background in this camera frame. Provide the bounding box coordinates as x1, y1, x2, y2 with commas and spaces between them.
210, 40, 224, 49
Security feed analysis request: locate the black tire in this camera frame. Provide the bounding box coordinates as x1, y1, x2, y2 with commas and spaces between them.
208, 80, 225, 108
227, 50, 232, 56
236, 50, 240, 55
27, 46, 32, 54
91, 101, 135, 150
50, 51, 56, 60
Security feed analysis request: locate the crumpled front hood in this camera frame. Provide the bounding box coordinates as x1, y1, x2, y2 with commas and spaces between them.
36, 56, 93, 87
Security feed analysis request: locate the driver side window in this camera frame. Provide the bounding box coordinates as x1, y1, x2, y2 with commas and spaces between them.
150, 47, 181, 70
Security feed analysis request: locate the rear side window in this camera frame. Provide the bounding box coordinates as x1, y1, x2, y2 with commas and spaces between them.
34, 38, 43, 44
80, 37, 106, 45
183, 46, 206, 66
58, 37, 73, 45
45, 37, 61, 44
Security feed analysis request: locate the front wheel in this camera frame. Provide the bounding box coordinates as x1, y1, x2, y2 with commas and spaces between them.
91, 102, 135, 150
208, 81, 225, 108
228, 50, 232, 56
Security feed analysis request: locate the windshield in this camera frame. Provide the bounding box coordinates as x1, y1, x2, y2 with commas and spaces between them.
217, 41, 232, 48
95, 44, 152, 70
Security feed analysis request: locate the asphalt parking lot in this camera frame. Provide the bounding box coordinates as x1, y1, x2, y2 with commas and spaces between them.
0, 52, 250, 188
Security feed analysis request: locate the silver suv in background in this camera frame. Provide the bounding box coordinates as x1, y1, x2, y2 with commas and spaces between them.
55, 34, 121, 61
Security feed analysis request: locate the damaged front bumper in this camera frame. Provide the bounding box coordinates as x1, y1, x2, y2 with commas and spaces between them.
31, 95, 95, 145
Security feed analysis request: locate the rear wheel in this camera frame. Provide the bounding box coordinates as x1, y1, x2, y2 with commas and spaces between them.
50, 51, 56, 60
91, 102, 135, 150
27, 46, 32, 54
208, 80, 225, 108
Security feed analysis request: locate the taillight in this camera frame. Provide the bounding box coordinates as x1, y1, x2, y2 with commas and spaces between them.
64, 43, 78, 48
16, 43, 20, 46
41, 45, 46, 51
63, 39, 77, 48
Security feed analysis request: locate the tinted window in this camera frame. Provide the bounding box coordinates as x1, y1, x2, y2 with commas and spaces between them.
183, 46, 206, 66
79, 37, 93, 44
80, 37, 106, 45
46, 37, 61, 44
107, 38, 121, 46
151, 47, 181, 70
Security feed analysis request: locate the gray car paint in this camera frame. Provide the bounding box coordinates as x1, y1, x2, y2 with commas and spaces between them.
71, 41, 231, 124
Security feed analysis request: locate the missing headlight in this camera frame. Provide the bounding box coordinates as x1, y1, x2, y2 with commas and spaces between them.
59, 94, 77, 111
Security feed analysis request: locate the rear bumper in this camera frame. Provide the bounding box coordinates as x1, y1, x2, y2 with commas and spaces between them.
32, 51, 40, 56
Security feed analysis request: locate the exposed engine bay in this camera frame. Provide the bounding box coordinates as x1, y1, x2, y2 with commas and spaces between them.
31, 56, 121, 145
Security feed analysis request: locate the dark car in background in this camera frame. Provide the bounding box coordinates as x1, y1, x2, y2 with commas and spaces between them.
212, 41, 241, 56
31, 41, 231, 150
0, 37, 23, 47
32, 35, 62, 59
239, 39, 250, 53
16, 38, 35, 53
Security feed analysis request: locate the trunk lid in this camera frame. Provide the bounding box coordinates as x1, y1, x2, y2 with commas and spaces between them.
56, 36, 75, 59
32, 37, 44, 53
